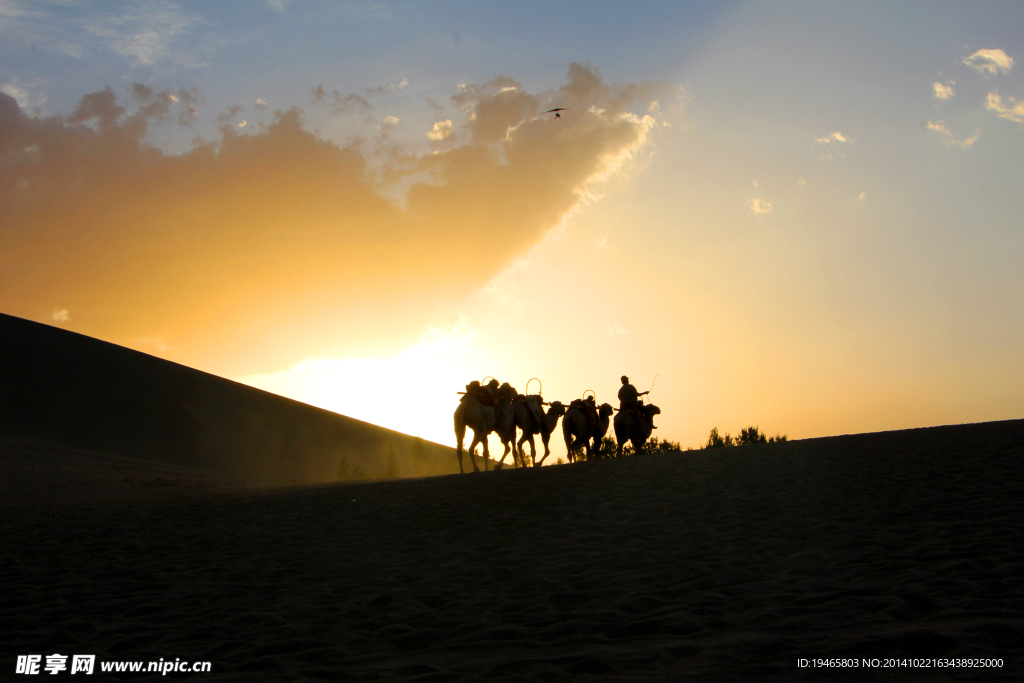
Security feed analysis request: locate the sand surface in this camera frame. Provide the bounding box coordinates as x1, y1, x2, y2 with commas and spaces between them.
4, 421, 1023, 681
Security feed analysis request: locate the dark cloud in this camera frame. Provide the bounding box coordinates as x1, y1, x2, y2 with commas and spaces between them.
0, 65, 658, 375
332, 91, 371, 115
215, 104, 243, 126
311, 85, 371, 115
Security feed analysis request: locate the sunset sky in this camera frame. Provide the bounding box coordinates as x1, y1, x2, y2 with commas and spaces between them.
2, 1, 1022, 457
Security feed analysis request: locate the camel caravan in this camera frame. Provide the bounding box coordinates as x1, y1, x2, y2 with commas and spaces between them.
453, 376, 661, 473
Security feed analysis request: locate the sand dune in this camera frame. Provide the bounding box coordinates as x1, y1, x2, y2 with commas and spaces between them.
0, 312, 500, 483
4, 418, 1022, 681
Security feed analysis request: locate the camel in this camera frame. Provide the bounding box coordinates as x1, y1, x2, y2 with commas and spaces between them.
562, 402, 614, 462
613, 403, 662, 457
453, 384, 516, 473
508, 397, 567, 468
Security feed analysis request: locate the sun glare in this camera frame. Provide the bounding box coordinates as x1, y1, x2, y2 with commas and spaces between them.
238, 318, 488, 447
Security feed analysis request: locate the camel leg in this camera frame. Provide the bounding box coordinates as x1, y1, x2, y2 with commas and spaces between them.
540, 432, 550, 463
455, 416, 466, 474
495, 437, 511, 470
482, 436, 490, 471
536, 438, 553, 467
467, 432, 482, 472
525, 434, 538, 466
570, 434, 584, 463
517, 433, 529, 467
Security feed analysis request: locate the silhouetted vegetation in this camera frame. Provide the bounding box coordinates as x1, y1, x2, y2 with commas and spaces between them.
566, 435, 683, 461
705, 425, 787, 449
550, 425, 786, 465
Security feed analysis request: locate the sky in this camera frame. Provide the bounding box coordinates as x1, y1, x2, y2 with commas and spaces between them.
2, 0, 1022, 458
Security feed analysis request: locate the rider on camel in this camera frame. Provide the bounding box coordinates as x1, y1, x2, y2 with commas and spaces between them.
618, 375, 650, 428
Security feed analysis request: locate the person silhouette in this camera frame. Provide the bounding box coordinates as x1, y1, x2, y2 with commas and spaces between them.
617, 375, 649, 424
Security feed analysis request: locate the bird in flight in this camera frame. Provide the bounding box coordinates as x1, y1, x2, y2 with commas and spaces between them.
543, 107, 569, 119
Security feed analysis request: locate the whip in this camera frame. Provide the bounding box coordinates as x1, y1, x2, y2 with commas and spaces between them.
643, 374, 658, 405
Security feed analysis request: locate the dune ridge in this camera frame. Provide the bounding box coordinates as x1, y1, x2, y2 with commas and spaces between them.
0, 312, 477, 484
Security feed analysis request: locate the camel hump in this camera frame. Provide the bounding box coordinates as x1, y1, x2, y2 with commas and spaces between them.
569, 398, 598, 427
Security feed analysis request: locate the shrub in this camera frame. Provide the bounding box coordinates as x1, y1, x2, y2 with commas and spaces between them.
737, 426, 768, 445
704, 425, 787, 449
645, 436, 683, 453
705, 427, 734, 448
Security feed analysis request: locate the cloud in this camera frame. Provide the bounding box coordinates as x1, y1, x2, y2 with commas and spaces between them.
814, 131, 849, 143
52, 309, 70, 323
608, 322, 628, 337
963, 49, 1013, 76
83, 1, 209, 68
426, 119, 454, 142
923, 119, 980, 146
747, 198, 772, 214
452, 63, 663, 144
383, 115, 400, 126
215, 104, 243, 126
364, 78, 411, 97
266, 0, 286, 11
254, 99, 268, 110
933, 81, 955, 100
2, 79, 47, 113
312, 85, 372, 115
952, 131, 981, 147
986, 92, 1024, 124
797, 177, 806, 186
332, 92, 372, 115
0, 64, 658, 374
424, 97, 444, 113
858, 192, 866, 200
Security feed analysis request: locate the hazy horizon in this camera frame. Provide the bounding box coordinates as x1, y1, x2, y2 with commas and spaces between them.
2, 1, 1022, 458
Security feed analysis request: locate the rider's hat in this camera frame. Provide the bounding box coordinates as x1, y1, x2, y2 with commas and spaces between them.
621, 375, 629, 383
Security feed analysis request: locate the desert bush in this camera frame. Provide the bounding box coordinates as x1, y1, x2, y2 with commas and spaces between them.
586, 435, 681, 458
705, 427, 734, 448
590, 435, 623, 459
737, 426, 767, 445
704, 426, 787, 449
645, 436, 683, 453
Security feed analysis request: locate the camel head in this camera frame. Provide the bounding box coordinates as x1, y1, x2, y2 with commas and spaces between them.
598, 403, 614, 418
547, 400, 567, 417
644, 404, 661, 417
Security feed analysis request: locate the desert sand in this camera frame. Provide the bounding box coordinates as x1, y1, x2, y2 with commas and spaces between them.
4, 419, 1022, 681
